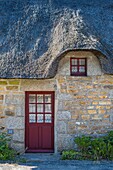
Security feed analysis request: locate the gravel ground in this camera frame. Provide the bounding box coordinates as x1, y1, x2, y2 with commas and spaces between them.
1, 154, 113, 170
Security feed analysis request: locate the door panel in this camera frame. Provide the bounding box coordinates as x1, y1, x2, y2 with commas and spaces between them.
42, 126, 53, 149
25, 91, 54, 152
29, 126, 39, 149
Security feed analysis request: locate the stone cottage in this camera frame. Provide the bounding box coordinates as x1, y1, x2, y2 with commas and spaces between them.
0, 0, 113, 153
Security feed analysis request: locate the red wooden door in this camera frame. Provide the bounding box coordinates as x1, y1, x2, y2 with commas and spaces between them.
25, 91, 54, 152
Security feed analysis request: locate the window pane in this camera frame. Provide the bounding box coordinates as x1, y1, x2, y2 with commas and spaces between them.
45, 95, 51, 103
79, 66, 85, 72
29, 94, 36, 103
45, 114, 52, 123
37, 95, 43, 103
79, 59, 85, 65
72, 66, 77, 73
45, 104, 51, 112
37, 114, 43, 123
72, 59, 77, 65
29, 114, 36, 123
29, 104, 36, 112
37, 104, 43, 112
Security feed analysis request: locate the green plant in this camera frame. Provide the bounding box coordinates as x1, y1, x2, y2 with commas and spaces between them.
103, 131, 113, 160
104, 131, 113, 145
18, 158, 27, 163
61, 132, 113, 160
61, 150, 77, 160
91, 138, 107, 160
74, 131, 113, 161
74, 135, 91, 152
0, 132, 17, 160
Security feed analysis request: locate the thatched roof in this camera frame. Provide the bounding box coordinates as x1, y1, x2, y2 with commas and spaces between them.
0, 0, 113, 78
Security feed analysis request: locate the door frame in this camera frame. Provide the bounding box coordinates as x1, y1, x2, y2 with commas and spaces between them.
25, 91, 55, 153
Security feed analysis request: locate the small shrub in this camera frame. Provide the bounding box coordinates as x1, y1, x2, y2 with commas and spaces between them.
91, 138, 107, 160
18, 158, 27, 163
0, 132, 17, 160
61, 150, 77, 160
74, 132, 113, 161
61, 131, 113, 161
74, 135, 91, 152
104, 131, 113, 145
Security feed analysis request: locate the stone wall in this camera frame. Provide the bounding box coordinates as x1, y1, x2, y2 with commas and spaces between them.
0, 51, 113, 152
0, 79, 25, 151
56, 75, 113, 150
56, 51, 113, 150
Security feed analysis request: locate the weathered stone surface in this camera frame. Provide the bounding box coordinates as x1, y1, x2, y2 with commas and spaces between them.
0, 110, 3, 114
104, 115, 110, 118
0, 81, 7, 85
21, 79, 55, 91
88, 110, 97, 114
0, 126, 5, 130
5, 110, 15, 116
57, 111, 71, 120
0, 87, 5, 91
0, 100, 3, 104
81, 115, 90, 120
5, 117, 24, 129
57, 101, 64, 110
57, 134, 75, 151
92, 115, 102, 120
98, 110, 106, 114
99, 101, 111, 105
6, 86, 19, 91
13, 130, 24, 142
0, 95, 4, 100
104, 85, 113, 89
92, 101, 98, 105
96, 106, 105, 109
109, 90, 113, 98
77, 125, 88, 130
87, 106, 95, 109
57, 121, 67, 134
11, 142, 25, 152
5, 95, 24, 104
8, 80, 20, 85
59, 93, 73, 100
99, 95, 108, 99
15, 106, 25, 116
91, 126, 103, 131
68, 121, 76, 134
72, 115, 79, 120
0, 116, 5, 119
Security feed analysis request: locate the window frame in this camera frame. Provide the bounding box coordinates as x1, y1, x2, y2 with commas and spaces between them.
70, 58, 87, 76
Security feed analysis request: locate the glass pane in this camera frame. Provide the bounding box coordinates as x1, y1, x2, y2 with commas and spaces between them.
45, 95, 51, 103
37, 104, 43, 112
79, 66, 85, 72
29, 104, 36, 112
45, 114, 52, 123
29, 94, 36, 103
72, 66, 77, 73
37, 114, 43, 123
79, 59, 85, 65
29, 114, 36, 123
72, 59, 77, 65
37, 95, 43, 103
45, 104, 51, 112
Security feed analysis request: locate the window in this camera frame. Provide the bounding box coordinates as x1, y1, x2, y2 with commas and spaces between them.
70, 58, 87, 76
28, 93, 53, 124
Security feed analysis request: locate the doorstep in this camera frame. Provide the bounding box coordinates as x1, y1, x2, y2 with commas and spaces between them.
21, 153, 61, 162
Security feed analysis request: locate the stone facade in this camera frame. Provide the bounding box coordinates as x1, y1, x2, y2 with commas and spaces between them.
0, 51, 113, 152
